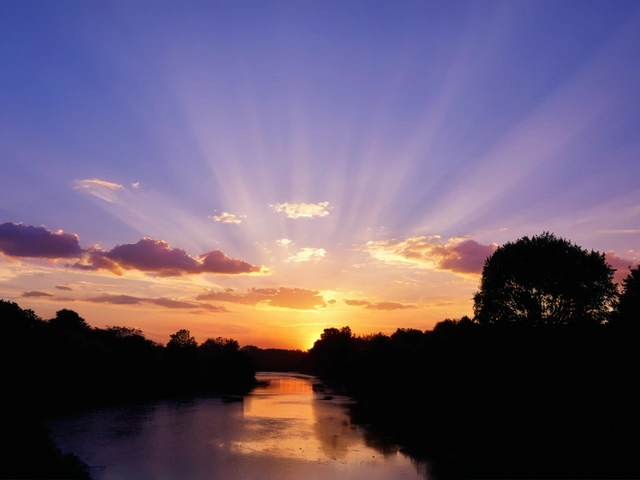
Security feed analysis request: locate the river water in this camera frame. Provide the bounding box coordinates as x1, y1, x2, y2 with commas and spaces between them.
49, 372, 428, 479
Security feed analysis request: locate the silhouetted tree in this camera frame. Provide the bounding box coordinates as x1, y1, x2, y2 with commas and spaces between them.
49, 309, 90, 330
105, 325, 144, 338
473, 232, 617, 326
308, 327, 353, 380
200, 336, 239, 354
615, 264, 640, 328
167, 329, 198, 349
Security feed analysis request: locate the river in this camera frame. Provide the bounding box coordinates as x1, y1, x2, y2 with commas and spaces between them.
49, 372, 428, 479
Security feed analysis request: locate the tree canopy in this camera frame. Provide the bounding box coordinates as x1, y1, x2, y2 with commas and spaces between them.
615, 264, 640, 327
473, 232, 617, 326
166, 329, 198, 349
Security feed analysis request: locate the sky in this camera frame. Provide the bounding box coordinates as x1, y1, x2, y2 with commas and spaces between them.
1, 0, 639, 349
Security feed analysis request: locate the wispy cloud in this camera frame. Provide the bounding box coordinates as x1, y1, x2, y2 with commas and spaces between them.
74, 178, 123, 203
0, 222, 82, 259
197, 287, 326, 310
598, 229, 640, 234
55, 285, 73, 291
271, 201, 331, 219
85, 293, 229, 312
209, 212, 246, 224
344, 299, 417, 311
361, 235, 497, 276
287, 247, 326, 263
131, 182, 140, 189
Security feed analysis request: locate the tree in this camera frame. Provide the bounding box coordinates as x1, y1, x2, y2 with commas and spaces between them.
200, 337, 239, 354
49, 309, 90, 330
473, 232, 617, 326
615, 264, 640, 327
166, 329, 197, 349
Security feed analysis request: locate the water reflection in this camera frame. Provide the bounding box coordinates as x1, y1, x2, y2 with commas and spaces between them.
50, 373, 426, 480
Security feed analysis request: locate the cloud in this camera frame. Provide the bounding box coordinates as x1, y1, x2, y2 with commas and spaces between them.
271, 202, 331, 219
287, 247, 326, 262
87, 294, 141, 305
69, 238, 265, 277
75, 178, 123, 190
85, 294, 230, 312
0, 222, 83, 258
22, 291, 53, 298
55, 285, 73, 291
598, 229, 640, 234
605, 252, 638, 283
276, 238, 293, 247
327, 299, 336, 304
74, 178, 123, 203
361, 235, 497, 276
209, 212, 246, 224
131, 182, 140, 189
344, 299, 418, 311
197, 286, 326, 310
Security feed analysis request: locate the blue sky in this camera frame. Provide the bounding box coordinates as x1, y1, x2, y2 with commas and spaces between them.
1, 0, 639, 348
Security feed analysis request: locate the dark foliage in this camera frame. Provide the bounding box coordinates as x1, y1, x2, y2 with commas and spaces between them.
614, 264, 640, 328
0, 300, 256, 479
473, 232, 617, 325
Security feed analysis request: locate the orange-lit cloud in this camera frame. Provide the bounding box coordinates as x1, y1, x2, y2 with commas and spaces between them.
22, 291, 53, 298
271, 201, 331, 219
605, 252, 638, 283
0, 222, 83, 258
287, 247, 326, 262
75, 178, 123, 190
86, 293, 229, 312
344, 299, 417, 311
69, 238, 265, 277
197, 287, 326, 310
209, 212, 246, 224
361, 235, 497, 275
74, 178, 124, 203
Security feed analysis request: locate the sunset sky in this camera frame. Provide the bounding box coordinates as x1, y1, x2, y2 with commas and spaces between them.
1, 1, 639, 349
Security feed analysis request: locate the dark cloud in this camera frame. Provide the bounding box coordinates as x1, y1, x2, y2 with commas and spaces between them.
71, 238, 263, 277
197, 286, 326, 310
0, 222, 82, 259
86, 294, 230, 312
1, 223, 264, 278
22, 291, 53, 298
55, 285, 73, 291
327, 299, 336, 304
345, 299, 417, 311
